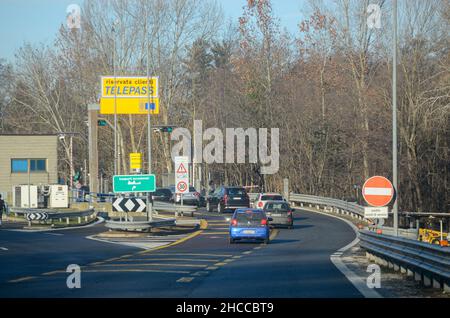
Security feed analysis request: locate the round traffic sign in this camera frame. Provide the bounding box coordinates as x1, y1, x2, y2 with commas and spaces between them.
177, 181, 188, 193
362, 176, 394, 207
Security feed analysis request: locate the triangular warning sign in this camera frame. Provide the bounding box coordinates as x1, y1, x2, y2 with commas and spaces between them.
177, 163, 187, 174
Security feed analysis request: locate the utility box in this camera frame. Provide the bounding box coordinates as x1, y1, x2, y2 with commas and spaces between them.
13, 185, 38, 208
50, 185, 68, 208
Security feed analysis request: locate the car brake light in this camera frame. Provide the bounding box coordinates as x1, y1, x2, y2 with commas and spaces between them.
231, 219, 237, 226
223, 194, 228, 204
194, 192, 200, 197
261, 219, 267, 225
258, 202, 263, 208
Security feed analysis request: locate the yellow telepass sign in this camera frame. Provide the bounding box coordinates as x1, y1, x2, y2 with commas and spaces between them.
101, 76, 158, 99
130, 153, 142, 170
100, 97, 159, 114
100, 76, 159, 114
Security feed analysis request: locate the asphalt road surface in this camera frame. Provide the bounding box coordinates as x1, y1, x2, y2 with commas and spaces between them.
0, 209, 362, 298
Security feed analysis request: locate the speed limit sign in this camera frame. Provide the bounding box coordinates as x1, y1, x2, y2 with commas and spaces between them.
175, 156, 189, 194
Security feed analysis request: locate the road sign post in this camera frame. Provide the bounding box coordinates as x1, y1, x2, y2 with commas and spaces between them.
362, 176, 394, 228
175, 156, 189, 215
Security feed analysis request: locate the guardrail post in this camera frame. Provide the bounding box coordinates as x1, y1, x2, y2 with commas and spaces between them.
66, 217, 70, 225
444, 282, 450, 293
393, 264, 400, 271
432, 278, 441, 289
406, 268, 413, 277
85, 216, 88, 222
423, 275, 431, 287
414, 271, 422, 282
78, 217, 81, 224
400, 266, 406, 274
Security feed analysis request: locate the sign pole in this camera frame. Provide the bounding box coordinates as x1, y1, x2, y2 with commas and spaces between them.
146, 26, 153, 222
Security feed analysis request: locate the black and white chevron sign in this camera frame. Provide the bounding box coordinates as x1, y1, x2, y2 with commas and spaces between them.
26, 212, 49, 221
113, 198, 147, 212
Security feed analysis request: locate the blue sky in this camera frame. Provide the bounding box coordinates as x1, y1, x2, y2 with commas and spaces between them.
0, 0, 306, 62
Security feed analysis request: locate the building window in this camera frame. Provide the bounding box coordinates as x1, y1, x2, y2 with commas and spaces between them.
11, 159, 28, 173
30, 159, 46, 172
11, 159, 47, 173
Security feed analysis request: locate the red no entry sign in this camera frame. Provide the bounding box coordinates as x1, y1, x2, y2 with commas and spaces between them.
362, 176, 394, 207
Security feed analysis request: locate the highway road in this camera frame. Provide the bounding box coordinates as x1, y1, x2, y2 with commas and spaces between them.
0, 209, 362, 298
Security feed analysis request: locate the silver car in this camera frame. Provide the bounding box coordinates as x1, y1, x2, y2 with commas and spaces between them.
263, 200, 294, 229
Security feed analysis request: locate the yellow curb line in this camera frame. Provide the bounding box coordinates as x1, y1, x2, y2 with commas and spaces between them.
9, 276, 36, 283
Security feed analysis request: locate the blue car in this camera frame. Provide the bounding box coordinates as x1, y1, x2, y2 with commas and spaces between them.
229, 208, 271, 244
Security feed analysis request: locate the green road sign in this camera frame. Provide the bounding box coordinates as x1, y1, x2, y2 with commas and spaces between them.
113, 174, 156, 193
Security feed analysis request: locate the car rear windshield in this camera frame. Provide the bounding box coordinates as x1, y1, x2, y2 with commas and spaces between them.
261, 195, 283, 201
189, 187, 196, 192
264, 202, 290, 211
235, 211, 265, 223
227, 188, 246, 195
155, 189, 171, 196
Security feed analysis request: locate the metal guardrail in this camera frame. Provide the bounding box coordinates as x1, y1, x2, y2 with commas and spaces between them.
288, 193, 364, 217
105, 218, 176, 231
10, 208, 95, 219
152, 201, 197, 213
359, 230, 450, 289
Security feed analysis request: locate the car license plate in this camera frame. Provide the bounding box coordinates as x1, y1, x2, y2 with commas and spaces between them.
233, 197, 241, 200
243, 230, 255, 234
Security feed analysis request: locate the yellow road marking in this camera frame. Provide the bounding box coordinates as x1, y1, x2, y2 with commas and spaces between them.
139, 230, 204, 255
214, 262, 227, 266
269, 229, 279, 240
89, 262, 105, 266
9, 276, 36, 283
191, 271, 209, 276
201, 232, 228, 235
177, 277, 195, 283
41, 271, 63, 276
93, 263, 208, 268
200, 219, 208, 229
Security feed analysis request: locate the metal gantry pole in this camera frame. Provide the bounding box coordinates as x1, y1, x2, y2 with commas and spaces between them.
146, 22, 153, 222
392, 0, 399, 236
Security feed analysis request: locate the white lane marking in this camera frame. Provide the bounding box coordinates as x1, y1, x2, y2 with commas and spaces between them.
0, 247, 8, 251
44, 233, 64, 236
363, 188, 392, 196
301, 207, 382, 298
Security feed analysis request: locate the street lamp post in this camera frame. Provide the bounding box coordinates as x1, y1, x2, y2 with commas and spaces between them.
392, 0, 399, 236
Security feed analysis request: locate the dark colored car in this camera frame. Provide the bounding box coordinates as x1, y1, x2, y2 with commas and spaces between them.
168, 185, 201, 206
206, 186, 250, 213
263, 200, 294, 229
150, 188, 173, 203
